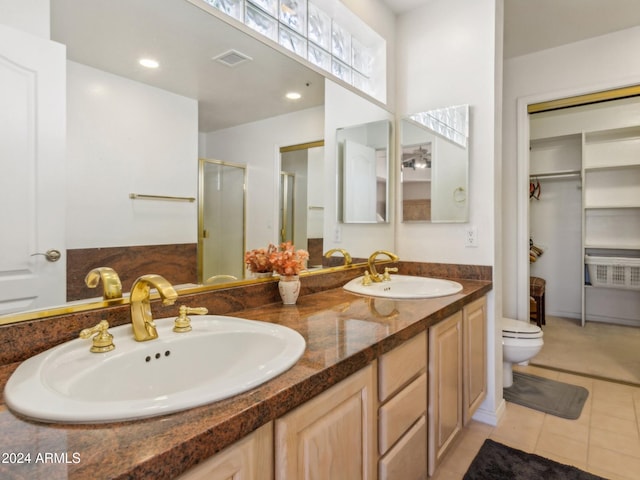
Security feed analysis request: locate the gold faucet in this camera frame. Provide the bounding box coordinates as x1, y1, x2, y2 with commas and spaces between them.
79, 319, 115, 353
85, 267, 122, 300
130, 274, 178, 342
324, 248, 352, 265
367, 250, 399, 282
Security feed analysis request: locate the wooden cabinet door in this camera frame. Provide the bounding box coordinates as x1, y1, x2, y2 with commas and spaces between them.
463, 296, 487, 425
177, 422, 273, 480
275, 364, 377, 480
428, 311, 462, 476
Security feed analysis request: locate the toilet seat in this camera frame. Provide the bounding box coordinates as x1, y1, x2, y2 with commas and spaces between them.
501, 318, 543, 340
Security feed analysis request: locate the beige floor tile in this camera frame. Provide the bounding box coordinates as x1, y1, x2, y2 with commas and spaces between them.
491, 402, 544, 451
436, 436, 481, 476
530, 316, 640, 386
541, 414, 590, 444
487, 433, 536, 455
588, 445, 640, 480
535, 428, 588, 465
556, 371, 595, 390
429, 467, 464, 480
514, 363, 560, 380
591, 394, 636, 421
590, 410, 640, 438
534, 450, 588, 472
590, 426, 640, 459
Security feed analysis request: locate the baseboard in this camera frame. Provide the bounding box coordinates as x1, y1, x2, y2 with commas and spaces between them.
471, 399, 506, 427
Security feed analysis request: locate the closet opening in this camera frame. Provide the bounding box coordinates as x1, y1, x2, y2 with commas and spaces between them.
522, 88, 640, 385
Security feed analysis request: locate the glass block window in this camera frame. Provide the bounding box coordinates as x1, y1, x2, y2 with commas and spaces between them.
202, 0, 386, 102
205, 0, 244, 21
308, 2, 331, 51
280, 0, 307, 36
245, 3, 278, 40
248, 0, 278, 17
280, 25, 307, 57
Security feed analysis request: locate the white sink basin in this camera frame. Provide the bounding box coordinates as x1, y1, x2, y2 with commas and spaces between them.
5, 316, 305, 424
343, 274, 463, 299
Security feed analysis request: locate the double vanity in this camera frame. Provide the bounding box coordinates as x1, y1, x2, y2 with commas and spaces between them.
0, 262, 491, 479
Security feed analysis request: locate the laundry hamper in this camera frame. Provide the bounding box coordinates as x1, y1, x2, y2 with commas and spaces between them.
585, 255, 640, 290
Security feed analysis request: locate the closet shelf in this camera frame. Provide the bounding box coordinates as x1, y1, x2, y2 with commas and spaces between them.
583, 163, 640, 172
584, 204, 640, 210
529, 170, 581, 179
584, 244, 640, 250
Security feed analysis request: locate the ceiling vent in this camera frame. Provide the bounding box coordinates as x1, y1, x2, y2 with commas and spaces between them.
213, 49, 253, 67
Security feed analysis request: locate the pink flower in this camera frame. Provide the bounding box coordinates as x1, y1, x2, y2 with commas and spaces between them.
244, 244, 277, 273
269, 242, 309, 276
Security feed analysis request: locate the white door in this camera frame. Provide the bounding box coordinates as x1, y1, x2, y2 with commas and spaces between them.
0, 25, 66, 314
343, 139, 377, 222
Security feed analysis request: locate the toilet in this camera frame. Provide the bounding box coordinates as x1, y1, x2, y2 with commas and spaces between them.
502, 317, 544, 388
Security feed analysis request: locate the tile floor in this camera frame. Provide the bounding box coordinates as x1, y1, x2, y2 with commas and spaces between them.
431, 365, 640, 480
531, 316, 640, 386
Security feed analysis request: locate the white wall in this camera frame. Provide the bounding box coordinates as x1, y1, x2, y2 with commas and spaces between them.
66, 61, 198, 248
502, 26, 640, 319
395, 0, 502, 425
0, 0, 49, 38
323, 79, 395, 259
396, 0, 496, 266
341, 0, 396, 111
200, 106, 324, 251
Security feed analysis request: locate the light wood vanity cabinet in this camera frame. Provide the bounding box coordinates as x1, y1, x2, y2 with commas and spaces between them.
177, 422, 273, 480
377, 332, 428, 480
463, 296, 487, 425
428, 296, 487, 476
275, 363, 377, 480
428, 311, 463, 476
177, 295, 487, 480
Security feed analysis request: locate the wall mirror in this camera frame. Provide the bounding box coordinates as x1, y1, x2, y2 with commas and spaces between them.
0, 0, 392, 324
400, 105, 470, 223
337, 120, 391, 223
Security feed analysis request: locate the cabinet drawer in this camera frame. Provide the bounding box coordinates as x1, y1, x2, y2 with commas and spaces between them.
379, 373, 427, 454
378, 332, 427, 402
378, 415, 427, 480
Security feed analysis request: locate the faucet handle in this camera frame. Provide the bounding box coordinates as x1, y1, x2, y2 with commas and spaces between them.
362, 270, 372, 286
174, 305, 208, 333
383, 267, 398, 282
79, 320, 115, 353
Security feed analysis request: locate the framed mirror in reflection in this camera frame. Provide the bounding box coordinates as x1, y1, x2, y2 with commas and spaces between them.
337, 120, 391, 223
0, 0, 393, 324
400, 105, 470, 223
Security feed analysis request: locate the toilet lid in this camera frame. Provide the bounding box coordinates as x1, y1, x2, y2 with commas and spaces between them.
502, 318, 543, 339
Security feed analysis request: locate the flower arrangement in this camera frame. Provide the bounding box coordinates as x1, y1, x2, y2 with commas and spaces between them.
269, 242, 309, 277
244, 244, 277, 273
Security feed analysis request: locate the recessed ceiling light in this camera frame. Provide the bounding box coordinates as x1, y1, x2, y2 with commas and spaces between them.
139, 58, 159, 69
286, 92, 302, 100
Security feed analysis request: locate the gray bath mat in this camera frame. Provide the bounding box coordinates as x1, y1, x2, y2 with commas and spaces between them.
503, 372, 589, 419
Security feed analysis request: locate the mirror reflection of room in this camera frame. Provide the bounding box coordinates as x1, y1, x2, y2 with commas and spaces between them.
400, 104, 470, 223
401, 141, 433, 221
337, 120, 390, 224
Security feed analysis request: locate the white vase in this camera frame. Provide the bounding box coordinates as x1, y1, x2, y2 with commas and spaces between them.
254, 271, 273, 279
278, 275, 300, 305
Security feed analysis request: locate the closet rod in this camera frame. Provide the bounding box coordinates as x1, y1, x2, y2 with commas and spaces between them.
529, 170, 581, 180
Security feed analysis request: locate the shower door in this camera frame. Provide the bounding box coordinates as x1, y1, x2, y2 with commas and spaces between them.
199, 159, 246, 283
280, 172, 295, 244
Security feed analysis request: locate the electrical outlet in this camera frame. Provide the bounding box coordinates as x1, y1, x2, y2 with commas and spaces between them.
465, 226, 478, 247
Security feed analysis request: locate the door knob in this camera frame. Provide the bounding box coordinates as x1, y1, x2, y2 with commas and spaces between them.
31, 249, 62, 262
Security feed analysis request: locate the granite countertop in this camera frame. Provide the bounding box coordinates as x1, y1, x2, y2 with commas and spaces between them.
0, 280, 491, 480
